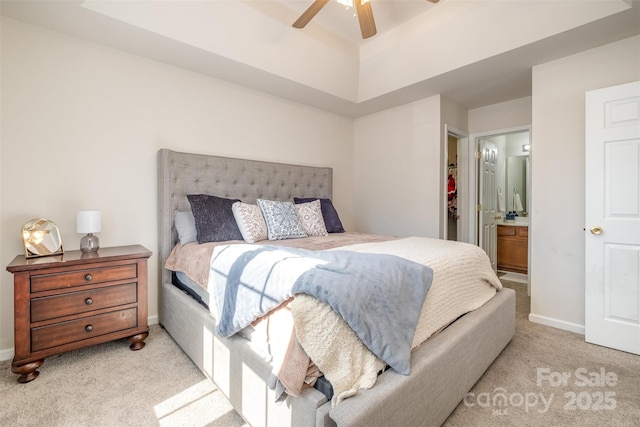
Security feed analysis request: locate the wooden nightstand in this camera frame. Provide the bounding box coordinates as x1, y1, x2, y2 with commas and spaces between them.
6, 245, 152, 383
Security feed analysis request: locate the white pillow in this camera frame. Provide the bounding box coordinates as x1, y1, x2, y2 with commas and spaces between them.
294, 200, 328, 237
256, 199, 307, 240
174, 210, 197, 245
232, 202, 268, 243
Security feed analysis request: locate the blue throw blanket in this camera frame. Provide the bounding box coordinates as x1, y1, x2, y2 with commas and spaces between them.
209, 244, 433, 375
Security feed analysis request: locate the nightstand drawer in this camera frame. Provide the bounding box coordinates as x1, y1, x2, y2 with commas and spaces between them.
31, 308, 138, 352
31, 264, 137, 293
31, 283, 138, 322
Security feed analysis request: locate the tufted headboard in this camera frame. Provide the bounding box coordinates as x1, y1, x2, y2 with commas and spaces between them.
157, 149, 333, 290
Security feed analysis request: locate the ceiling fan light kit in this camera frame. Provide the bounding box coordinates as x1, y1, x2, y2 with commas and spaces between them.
293, 0, 439, 40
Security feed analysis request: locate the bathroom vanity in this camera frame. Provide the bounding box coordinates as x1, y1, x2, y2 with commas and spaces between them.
497, 224, 528, 274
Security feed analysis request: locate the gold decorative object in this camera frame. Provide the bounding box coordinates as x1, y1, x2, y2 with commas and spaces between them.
21, 218, 64, 258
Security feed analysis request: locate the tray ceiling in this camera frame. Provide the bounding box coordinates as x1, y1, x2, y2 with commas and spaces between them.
2, 0, 638, 117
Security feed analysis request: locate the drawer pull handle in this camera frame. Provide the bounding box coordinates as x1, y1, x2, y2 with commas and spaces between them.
84, 274, 92, 281
85, 298, 93, 305
85, 325, 93, 332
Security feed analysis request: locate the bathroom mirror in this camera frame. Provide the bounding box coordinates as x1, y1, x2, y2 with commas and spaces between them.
22, 218, 64, 258
506, 155, 528, 213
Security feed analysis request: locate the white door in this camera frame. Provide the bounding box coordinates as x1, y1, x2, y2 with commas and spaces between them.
478, 140, 499, 270
585, 80, 640, 355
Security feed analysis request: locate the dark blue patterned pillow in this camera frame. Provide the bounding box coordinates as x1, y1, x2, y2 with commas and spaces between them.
187, 194, 243, 243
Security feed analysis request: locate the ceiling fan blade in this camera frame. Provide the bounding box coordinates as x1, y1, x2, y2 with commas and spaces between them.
293, 0, 330, 29
427, 0, 440, 3
355, 0, 377, 39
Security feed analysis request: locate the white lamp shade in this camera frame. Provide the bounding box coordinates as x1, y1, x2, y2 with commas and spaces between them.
77, 210, 102, 234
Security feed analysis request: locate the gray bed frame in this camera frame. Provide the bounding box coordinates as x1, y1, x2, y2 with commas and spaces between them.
157, 148, 515, 427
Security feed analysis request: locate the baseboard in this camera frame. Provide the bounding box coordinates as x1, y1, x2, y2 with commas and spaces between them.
529, 313, 585, 335
498, 271, 528, 284
0, 315, 160, 362
0, 347, 14, 362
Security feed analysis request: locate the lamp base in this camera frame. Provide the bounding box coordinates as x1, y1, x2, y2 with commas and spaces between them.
80, 233, 99, 253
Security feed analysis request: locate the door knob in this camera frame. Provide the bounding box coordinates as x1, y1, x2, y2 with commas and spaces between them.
590, 226, 603, 235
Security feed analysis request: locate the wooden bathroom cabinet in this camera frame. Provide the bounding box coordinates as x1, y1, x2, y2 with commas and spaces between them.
497, 225, 528, 274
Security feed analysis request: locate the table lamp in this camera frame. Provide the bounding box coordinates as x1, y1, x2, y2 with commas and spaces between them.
77, 210, 101, 253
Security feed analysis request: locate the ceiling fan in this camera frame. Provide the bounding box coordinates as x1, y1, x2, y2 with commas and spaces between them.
293, 0, 440, 40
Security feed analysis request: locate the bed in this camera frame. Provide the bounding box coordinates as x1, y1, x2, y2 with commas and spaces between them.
157, 148, 515, 427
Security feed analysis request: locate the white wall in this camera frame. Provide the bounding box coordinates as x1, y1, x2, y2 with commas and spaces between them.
530, 35, 640, 333
0, 18, 354, 356
468, 97, 532, 134
353, 96, 441, 238
83, 0, 361, 101
441, 96, 468, 133
466, 98, 532, 243
351, 95, 530, 244
358, 0, 629, 101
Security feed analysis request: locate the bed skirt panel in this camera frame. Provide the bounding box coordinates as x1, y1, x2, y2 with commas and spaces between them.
160, 281, 330, 427
329, 287, 516, 427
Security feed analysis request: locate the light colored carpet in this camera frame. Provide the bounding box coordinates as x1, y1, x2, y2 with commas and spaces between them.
444, 281, 640, 426
0, 323, 247, 427
1, 280, 638, 426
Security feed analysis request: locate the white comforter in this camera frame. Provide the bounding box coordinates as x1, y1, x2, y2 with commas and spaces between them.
291, 237, 502, 405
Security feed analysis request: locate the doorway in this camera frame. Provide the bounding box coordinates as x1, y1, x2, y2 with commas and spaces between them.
443, 126, 469, 242
447, 134, 459, 241
473, 128, 531, 283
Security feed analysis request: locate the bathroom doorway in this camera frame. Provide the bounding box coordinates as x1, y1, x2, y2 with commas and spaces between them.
474, 127, 531, 284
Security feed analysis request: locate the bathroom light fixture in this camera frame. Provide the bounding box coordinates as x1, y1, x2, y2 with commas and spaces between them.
77, 210, 101, 253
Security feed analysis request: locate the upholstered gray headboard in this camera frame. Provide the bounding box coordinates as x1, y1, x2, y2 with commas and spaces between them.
157, 149, 333, 291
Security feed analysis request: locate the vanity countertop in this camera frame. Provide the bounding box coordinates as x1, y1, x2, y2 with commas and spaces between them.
500, 218, 529, 227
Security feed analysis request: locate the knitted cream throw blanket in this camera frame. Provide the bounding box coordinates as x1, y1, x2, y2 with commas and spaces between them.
291, 236, 501, 405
